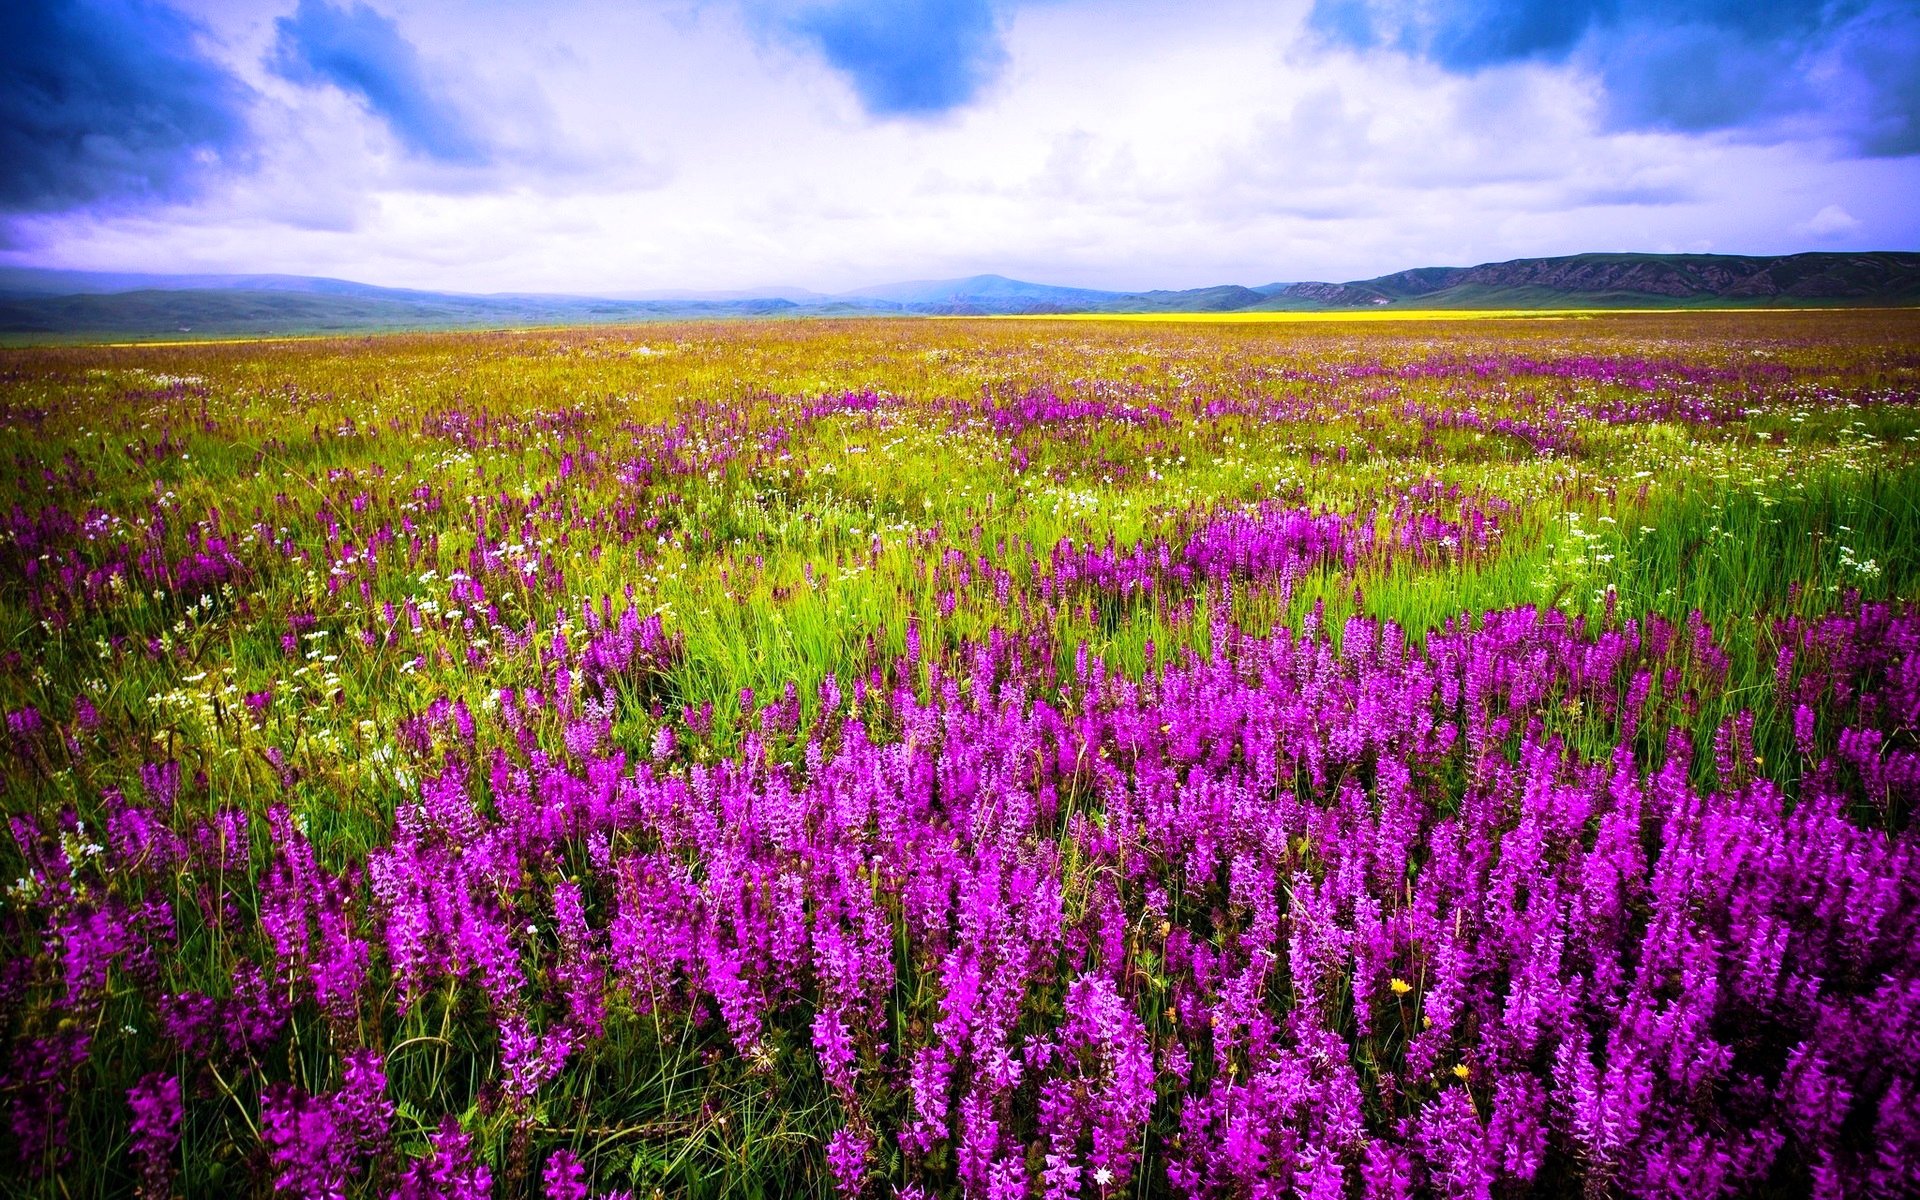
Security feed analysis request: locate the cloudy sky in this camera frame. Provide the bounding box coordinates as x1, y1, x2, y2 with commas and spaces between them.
4, 0, 1918, 293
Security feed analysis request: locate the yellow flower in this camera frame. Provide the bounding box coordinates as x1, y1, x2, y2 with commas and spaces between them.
1453, 1064, 1471, 1080
1390, 978, 1412, 995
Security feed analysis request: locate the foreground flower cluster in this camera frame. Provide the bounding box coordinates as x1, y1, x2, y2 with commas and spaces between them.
6, 595, 1918, 1197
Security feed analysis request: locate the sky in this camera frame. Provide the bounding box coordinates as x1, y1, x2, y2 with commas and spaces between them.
3, 0, 1918, 294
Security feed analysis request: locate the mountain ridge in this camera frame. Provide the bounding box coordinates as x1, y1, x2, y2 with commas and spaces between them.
1262, 252, 1920, 309
3, 252, 1916, 339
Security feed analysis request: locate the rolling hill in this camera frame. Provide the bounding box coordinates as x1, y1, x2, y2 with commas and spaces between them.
1256, 252, 1920, 310
2, 252, 1915, 339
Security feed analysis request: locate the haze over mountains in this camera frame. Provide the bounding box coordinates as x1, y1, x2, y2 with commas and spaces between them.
2, 252, 1916, 339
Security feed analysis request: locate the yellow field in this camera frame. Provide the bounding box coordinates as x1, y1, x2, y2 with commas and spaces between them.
980, 306, 1919, 324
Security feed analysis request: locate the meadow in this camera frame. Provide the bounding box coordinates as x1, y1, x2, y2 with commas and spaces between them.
1, 310, 1917, 1198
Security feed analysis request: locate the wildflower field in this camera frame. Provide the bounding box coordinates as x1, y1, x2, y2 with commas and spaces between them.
4, 310, 1920, 1199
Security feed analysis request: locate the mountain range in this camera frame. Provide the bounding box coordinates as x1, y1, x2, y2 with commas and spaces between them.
2, 251, 1916, 339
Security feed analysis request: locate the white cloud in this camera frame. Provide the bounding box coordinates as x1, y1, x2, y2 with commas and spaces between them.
5, 0, 1916, 291
1802, 203, 1863, 240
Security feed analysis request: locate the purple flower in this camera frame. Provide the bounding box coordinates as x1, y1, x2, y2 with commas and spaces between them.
824, 1128, 869, 1199
542, 1149, 588, 1200
127, 1072, 181, 1197
6, 705, 44, 739
259, 1051, 389, 1198
500, 1014, 576, 1101
389, 1117, 491, 1200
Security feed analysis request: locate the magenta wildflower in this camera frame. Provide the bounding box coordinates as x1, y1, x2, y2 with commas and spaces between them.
127, 1072, 181, 1197
542, 1149, 588, 1200
824, 1127, 869, 1199
389, 1117, 491, 1200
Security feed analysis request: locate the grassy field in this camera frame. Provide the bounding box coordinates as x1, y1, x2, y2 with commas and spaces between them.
1, 310, 1917, 1198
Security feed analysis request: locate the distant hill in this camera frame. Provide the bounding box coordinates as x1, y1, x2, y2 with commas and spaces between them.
1, 252, 1915, 339
1256, 252, 1920, 310
0, 274, 803, 338
838, 273, 1117, 309
0, 269, 467, 302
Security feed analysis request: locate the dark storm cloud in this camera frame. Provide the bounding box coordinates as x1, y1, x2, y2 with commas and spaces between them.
1836, 5, 1920, 156
0, 0, 252, 213
1307, 0, 1920, 156
1309, 0, 1837, 69
269, 0, 490, 164
1308, 0, 1613, 69
783, 0, 1008, 116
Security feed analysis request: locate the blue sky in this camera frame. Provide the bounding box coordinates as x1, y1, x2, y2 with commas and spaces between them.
3, 0, 1916, 292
